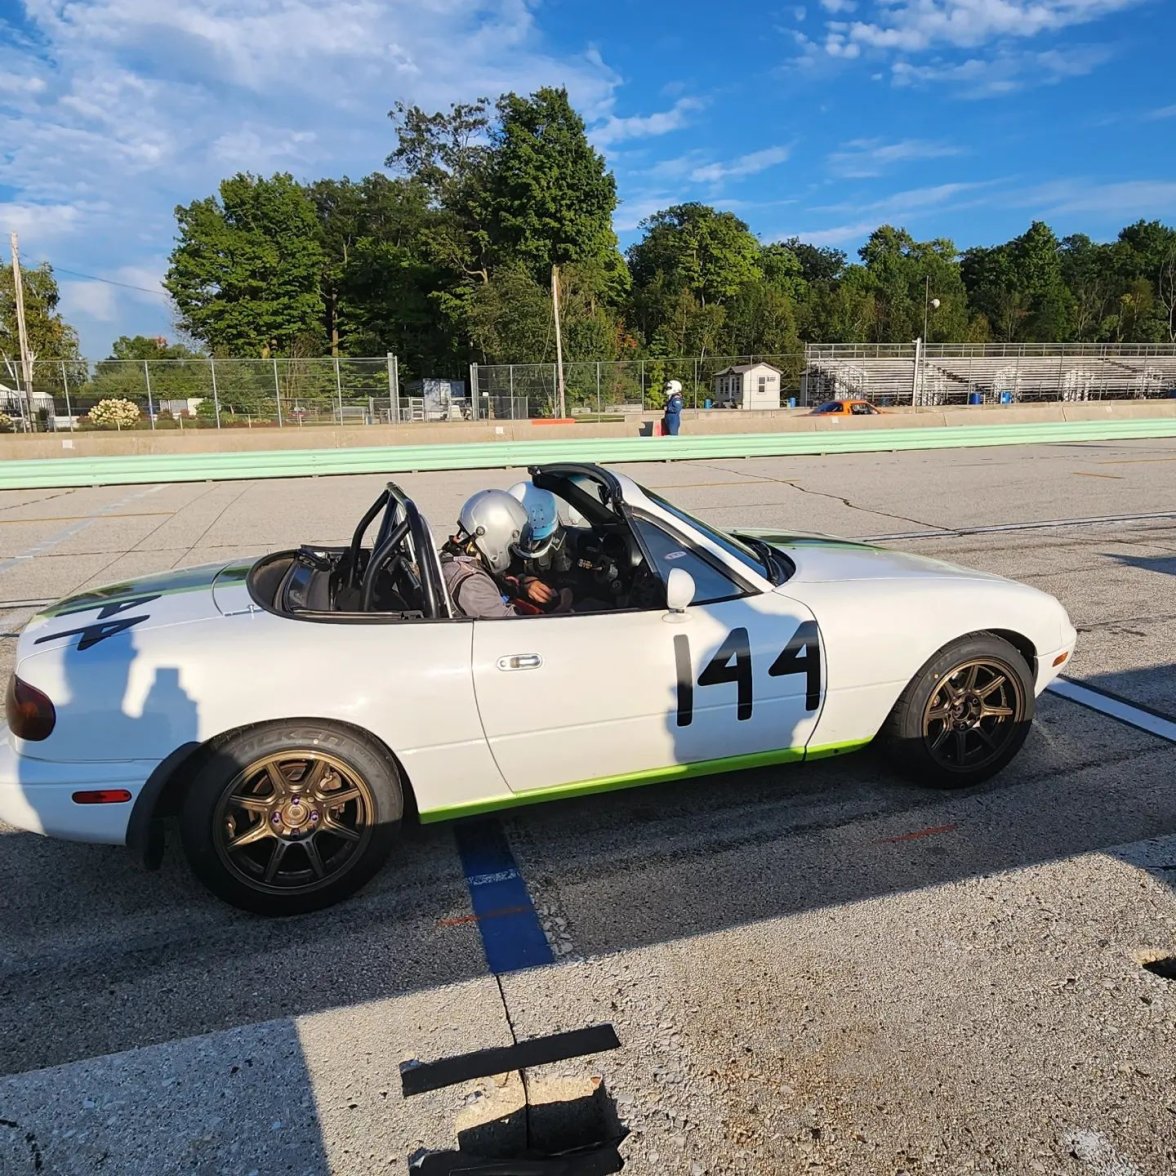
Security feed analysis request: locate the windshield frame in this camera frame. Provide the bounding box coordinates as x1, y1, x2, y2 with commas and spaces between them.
636, 485, 782, 585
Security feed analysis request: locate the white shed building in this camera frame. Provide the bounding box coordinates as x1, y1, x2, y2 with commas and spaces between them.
712, 362, 783, 410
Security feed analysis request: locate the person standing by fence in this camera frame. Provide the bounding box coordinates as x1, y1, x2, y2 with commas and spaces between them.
662, 379, 684, 436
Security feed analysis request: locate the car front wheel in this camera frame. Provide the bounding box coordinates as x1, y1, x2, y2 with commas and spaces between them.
180, 722, 403, 915
881, 634, 1035, 789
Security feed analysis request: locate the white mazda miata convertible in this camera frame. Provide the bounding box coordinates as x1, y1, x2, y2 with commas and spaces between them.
1, 463, 1076, 914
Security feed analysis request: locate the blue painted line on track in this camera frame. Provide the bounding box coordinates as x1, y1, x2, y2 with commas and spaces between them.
453, 818, 554, 974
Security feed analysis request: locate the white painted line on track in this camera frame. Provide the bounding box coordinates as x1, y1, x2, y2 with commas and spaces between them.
1047, 678, 1176, 744
0, 486, 163, 577
862, 509, 1176, 543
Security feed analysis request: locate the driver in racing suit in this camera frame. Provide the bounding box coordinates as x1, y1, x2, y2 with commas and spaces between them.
440, 489, 572, 618
506, 481, 613, 613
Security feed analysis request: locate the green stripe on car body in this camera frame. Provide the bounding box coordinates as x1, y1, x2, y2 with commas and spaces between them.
417, 738, 872, 823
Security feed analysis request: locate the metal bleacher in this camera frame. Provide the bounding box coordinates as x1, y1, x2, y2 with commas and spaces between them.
802, 344, 1176, 407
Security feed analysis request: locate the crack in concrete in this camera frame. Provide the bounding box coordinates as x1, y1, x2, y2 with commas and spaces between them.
693, 460, 939, 531
786, 479, 939, 531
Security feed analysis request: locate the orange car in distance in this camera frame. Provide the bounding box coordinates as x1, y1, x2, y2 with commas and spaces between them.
808, 399, 883, 416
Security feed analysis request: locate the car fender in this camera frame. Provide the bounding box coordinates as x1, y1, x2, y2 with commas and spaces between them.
785, 578, 1070, 749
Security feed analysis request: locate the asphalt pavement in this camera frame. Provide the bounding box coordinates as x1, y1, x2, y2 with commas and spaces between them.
1, 438, 1174, 1175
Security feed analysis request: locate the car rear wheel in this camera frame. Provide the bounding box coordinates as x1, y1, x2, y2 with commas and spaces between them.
180, 722, 403, 915
881, 633, 1034, 789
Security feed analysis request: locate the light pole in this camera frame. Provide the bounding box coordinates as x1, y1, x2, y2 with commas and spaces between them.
922, 273, 941, 344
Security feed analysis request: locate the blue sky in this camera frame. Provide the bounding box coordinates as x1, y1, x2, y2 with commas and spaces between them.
2, 0, 1174, 358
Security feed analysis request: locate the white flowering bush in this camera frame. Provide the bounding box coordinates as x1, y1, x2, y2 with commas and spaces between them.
0, 411, 14, 433
88, 398, 142, 429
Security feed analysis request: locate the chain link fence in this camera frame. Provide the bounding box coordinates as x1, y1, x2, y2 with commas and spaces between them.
471, 354, 809, 417
3, 344, 1175, 432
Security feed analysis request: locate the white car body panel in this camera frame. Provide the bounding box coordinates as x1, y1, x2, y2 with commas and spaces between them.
472, 591, 823, 793
0, 467, 1077, 850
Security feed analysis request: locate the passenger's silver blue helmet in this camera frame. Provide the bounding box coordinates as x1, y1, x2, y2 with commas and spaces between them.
507, 482, 562, 559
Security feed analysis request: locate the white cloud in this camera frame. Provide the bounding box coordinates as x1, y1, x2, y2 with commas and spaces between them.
589, 97, 705, 147
780, 180, 997, 245
211, 127, 319, 171
820, 0, 857, 12
1, 0, 626, 354
58, 280, 120, 323
1145, 104, 1176, 120
891, 44, 1113, 96
836, 0, 1144, 55
815, 180, 996, 216
690, 145, 793, 184
777, 220, 878, 246
614, 194, 679, 233
1013, 179, 1176, 217
827, 137, 962, 177
813, 1, 1140, 97
0, 201, 105, 251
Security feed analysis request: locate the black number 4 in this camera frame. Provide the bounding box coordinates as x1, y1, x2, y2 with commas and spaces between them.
675, 620, 821, 727
767, 619, 821, 711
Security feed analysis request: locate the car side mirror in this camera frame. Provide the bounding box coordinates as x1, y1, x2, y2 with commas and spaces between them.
665, 567, 696, 620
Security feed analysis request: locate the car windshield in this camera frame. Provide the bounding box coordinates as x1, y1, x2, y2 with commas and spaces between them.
637, 485, 776, 582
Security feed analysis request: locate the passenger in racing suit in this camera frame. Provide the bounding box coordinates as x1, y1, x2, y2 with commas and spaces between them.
440, 488, 571, 618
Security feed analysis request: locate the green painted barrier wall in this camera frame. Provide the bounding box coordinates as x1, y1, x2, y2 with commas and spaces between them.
2, 418, 1175, 490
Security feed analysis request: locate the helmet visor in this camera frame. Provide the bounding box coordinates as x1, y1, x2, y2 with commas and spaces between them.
512, 519, 553, 559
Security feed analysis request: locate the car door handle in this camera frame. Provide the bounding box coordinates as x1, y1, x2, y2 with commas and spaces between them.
497, 654, 543, 671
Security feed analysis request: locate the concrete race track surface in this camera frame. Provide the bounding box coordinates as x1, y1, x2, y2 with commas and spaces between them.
1, 439, 1174, 1175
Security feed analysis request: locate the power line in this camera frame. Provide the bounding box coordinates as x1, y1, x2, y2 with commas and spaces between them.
41, 265, 172, 299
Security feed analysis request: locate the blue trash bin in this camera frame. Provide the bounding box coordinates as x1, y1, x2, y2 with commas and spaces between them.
968, 392, 983, 406
786, 396, 797, 409
999, 390, 1013, 404
704, 398, 713, 409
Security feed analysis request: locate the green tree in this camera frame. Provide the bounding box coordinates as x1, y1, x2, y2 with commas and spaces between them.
1012, 220, 1072, 342
484, 87, 625, 302
857, 226, 970, 343
464, 264, 553, 364
88, 335, 209, 407
0, 261, 85, 399
385, 98, 494, 285
166, 172, 326, 356
627, 204, 763, 346
1060, 234, 1118, 342
306, 174, 456, 375
1111, 220, 1176, 342
961, 244, 1024, 342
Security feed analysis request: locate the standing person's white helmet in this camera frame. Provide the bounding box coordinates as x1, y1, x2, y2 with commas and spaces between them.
456, 489, 531, 573
664, 379, 682, 397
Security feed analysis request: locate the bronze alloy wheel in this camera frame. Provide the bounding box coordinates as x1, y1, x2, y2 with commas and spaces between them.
922, 658, 1026, 775
212, 750, 375, 895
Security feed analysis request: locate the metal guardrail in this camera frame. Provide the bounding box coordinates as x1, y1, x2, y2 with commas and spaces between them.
2, 418, 1175, 490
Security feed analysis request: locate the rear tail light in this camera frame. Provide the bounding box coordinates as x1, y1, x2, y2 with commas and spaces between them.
72, 790, 132, 805
5, 675, 57, 741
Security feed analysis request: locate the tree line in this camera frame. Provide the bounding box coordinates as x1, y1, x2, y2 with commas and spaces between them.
4, 85, 1175, 398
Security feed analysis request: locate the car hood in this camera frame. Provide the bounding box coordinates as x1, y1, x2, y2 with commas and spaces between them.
733, 528, 1007, 585
23, 559, 256, 649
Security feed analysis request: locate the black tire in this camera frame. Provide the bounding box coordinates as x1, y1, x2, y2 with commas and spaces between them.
180, 721, 403, 915
880, 633, 1035, 789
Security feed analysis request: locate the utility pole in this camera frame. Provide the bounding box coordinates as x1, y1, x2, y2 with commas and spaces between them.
552, 263, 566, 418
9, 232, 36, 431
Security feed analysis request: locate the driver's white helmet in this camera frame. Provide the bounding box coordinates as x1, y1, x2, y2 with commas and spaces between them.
457, 489, 531, 574
507, 482, 563, 559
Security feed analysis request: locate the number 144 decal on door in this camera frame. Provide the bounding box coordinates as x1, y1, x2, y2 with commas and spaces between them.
673, 622, 821, 727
